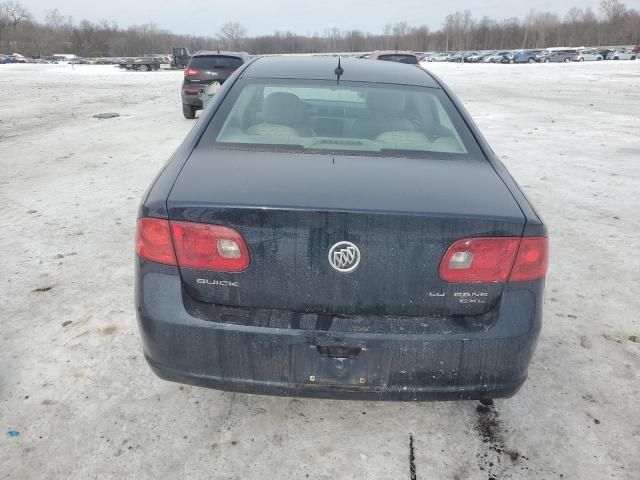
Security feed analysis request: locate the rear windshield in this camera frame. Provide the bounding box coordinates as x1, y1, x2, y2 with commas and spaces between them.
188, 55, 244, 69
200, 79, 483, 159
377, 54, 418, 65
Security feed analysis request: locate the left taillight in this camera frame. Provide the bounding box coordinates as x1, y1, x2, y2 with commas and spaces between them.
135, 218, 176, 265
184, 67, 200, 77
135, 218, 249, 272
170, 221, 249, 272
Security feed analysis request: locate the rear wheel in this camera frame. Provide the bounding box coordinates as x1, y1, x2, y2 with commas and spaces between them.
528, 57, 535, 64
544, 58, 550, 63
579, 57, 584, 62
141, 64, 150, 72
182, 104, 196, 120
564, 58, 571, 63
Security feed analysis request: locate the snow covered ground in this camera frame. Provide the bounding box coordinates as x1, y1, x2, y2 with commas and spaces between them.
1, 61, 639, 479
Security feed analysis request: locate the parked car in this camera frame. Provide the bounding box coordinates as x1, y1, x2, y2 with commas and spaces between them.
370, 50, 419, 64
495, 52, 515, 64
482, 52, 500, 63
607, 48, 637, 60
448, 52, 466, 63
513, 49, 543, 63
181, 51, 250, 119
429, 52, 450, 62
537, 50, 576, 63
135, 56, 548, 401
119, 56, 161, 71
573, 49, 603, 61
466, 52, 491, 63
598, 48, 615, 60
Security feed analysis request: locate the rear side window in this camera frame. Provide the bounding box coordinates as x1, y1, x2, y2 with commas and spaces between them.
200, 79, 484, 159
377, 54, 418, 65
188, 55, 244, 69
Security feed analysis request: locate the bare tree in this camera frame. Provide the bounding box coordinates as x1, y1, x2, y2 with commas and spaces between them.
0, 1, 30, 50
599, 0, 627, 22
218, 21, 246, 50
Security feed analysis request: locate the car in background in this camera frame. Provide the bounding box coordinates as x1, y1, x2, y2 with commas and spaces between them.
370, 51, 419, 64
465, 52, 485, 63
494, 52, 515, 64
537, 50, 576, 63
607, 48, 637, 60
481, 52, 502, 63
513, 49, 543, 63
181, 51, 250, 119
429, 52, 450, 62
573, 49, 603, 61
136, 56, 548, 401
597, 48, 615, 60
2, 55, 26, 63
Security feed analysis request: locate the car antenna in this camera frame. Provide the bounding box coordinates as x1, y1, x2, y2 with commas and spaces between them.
334, 57, 344, 85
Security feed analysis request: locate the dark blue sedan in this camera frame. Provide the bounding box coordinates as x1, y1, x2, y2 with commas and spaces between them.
135, 56, 548, 401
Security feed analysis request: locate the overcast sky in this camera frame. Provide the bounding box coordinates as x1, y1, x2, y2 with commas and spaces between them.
25, 0, 640, 36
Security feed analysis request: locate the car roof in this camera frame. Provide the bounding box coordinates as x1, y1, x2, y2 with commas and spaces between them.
373, 50, 416, 56
241, 56, 440, 88
192, 51, 249, 58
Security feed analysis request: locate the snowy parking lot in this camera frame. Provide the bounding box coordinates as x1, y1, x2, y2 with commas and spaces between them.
1, 61, 639, 479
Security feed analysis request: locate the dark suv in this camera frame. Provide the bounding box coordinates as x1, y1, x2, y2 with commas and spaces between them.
181, 51, 250, 119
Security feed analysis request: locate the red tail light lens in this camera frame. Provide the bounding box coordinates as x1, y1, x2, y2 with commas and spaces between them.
184, 67, 200, 77
136, 218, 176, 265
509, 237, 548, 281
439, 237, 520, 283
439, 236, 548, 283
170, 221, 249, 272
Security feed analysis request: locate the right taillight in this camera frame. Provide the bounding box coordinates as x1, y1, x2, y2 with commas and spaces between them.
439, 236, 547, 283
135, 218, 249, 272
509, 237, 548, 281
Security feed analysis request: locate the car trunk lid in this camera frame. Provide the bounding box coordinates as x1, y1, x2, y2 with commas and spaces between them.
167, 149, 525, 317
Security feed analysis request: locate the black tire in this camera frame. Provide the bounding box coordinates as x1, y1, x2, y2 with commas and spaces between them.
614, 57, 619, 60
528, 57, 535, 63
182, 104, 196, 120
579, 57, 584, 62
597, 57, 602, 61
564, 58, 570, 63
544, 58, 550, 63
142, 64, 150, 72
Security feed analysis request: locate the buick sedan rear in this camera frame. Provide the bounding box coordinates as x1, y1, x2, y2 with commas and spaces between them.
135, 56, 547, 401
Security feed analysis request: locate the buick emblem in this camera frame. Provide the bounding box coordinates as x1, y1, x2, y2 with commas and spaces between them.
328, 241, 361, 273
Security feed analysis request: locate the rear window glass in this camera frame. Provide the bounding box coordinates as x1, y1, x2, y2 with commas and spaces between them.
200, 79, 482, 159
377, 54, 418, 65
188, 55, 244, 69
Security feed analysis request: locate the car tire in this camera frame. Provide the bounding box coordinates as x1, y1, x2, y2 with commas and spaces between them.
544, 58, 550, 63
614, 57, 619, 60
597, 57, 602, 61
528, 57, 535, 63
182, 104, 196, 120
579, 58, 584, 62
142, 64, 150, 72
564, 58, 571, 63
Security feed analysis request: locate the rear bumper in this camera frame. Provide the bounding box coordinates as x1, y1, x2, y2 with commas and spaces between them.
181, 90, 203, 108
136, 262, 543, 401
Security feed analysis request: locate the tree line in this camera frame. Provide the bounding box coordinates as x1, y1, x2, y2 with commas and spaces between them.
1, 0, 638, 58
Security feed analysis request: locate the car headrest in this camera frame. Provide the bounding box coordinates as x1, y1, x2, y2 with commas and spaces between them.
366, 90, 406, 114
263, 92, 304, 127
